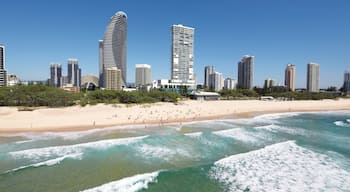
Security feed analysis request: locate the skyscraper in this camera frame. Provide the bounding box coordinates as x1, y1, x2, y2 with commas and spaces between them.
171, 24, 195, 85
67, 58, 81, 88
0, 45, 7, 87
135, 64, 151, 87
343, 71, 350, 93
50, 64, 62, 87
204, 66, 215, 88
237, 55, 254, 89
209, 71, 224, 92
285, 64, 296, 91
307, 62, 320, 92
104, 67, 121, 90
224, 78, 237, 90
100, 11, 127, 88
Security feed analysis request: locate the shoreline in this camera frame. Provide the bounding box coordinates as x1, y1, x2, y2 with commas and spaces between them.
1, 99, 350, 134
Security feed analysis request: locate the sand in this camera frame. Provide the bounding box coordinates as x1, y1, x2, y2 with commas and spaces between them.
1, 99, 350, 133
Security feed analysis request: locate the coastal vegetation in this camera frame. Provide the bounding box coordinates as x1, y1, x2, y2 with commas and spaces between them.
0, 85, 180, 107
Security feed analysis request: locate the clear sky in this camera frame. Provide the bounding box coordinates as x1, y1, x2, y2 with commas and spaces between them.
1, 0, 350, 88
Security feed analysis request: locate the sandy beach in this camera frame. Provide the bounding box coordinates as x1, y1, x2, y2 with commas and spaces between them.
1, 99, 350, 133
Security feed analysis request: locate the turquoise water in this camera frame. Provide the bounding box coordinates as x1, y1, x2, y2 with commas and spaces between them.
0, 111, 350, 192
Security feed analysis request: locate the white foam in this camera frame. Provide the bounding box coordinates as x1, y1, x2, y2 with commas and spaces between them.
184, 132, 202, 137
135, 144, 191, 162
81, 171, 160, 192
5, 153, 82, 174
212, 128, 272, 144
9, 135, 148, 161
347, 119, 350, 123
255, 124, 307, 136
210, 141, 350, 192
334, 121, 350, 127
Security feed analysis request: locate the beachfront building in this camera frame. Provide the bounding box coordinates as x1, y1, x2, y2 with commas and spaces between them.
67, 58, 81, 88
264, 78, 276, 89
285, 64, 296, 91
135, 64, 151, 88
344, 71, 350, 93
7, 74, 20, 86
204, 66, 215, 89
0, 45, 7, 87
99, 11, 127, 88
224, 78, 237, 90
307, 62, 320, 92
50, 63, 62, 87
171, 24, 195, 86
209, 71, 224, 92
104, 67, 121, 90
238, 55, 254, 89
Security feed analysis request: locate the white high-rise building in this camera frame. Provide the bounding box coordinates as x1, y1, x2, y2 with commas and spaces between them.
224, 78, 237, 90
0, 45, 7, 87
307, 62, 320, 92
209, 71, 224, 92
135, 64, 151, 88
99, 11, 127, 88
285, 64, 296, 91
171, 24, 195, 85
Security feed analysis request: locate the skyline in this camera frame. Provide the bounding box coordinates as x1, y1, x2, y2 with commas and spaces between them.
1, 0, 350, 88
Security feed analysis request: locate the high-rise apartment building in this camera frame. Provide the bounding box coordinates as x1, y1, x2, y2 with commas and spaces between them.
171, 24, 195, 85
224, 78, 237, 90
67, 58, 81, 88
135, 64, 151, 87
209, 71, 224, 92
0, 45, 7, 87
104, 67, 121, 90
99, 11, 127, 88
237, 55, 254, 89
50, 64, 62, 87
264, 78, 276, 89
204, 66, 215, 88
307, 62, 320, 92
285, 64, 296, 91
343, 71, 350, 93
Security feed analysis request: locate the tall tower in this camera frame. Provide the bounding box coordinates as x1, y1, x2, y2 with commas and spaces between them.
237, 55, 254, 89
50, 64, 62, 87
204, 66, 215, 88
307, 62, 320, 92
100, 11, 127, 88
285, 64, 296, 91
104, 67, 121, 90
0, 45, 7, 87
135, 64, 151, 87
67, 58, 81, 88
171, 24, 195, 85
344, 71, 350, 93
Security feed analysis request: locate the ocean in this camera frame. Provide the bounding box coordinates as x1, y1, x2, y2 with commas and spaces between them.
0, 111, 350, 192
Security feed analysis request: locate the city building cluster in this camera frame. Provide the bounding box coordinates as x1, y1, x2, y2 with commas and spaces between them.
0, 10, 349, 95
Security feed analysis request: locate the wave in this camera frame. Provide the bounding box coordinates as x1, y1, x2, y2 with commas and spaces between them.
81, 171, 160, 192
334, 121, 350, 127
9, 135, 148, 161
212, 128, 271, 144
254, 124, 307, 136
184, 132, 202, 137
4, 153, 82, 174
135, 144, 192, 162
210, 141, 350, 192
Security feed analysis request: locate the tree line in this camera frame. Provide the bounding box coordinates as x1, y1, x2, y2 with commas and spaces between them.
0, 85, 180, 107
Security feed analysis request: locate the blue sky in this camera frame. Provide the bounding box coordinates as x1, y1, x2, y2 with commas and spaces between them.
1, 0, 350, 88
